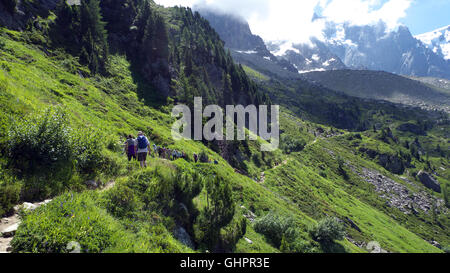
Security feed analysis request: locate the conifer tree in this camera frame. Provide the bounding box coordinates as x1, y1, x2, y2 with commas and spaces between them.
79, 0, 109, 74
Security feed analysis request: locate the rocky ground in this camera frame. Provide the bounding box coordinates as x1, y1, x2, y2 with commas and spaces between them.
0, 200, 52, 253
352, 167, 447, 215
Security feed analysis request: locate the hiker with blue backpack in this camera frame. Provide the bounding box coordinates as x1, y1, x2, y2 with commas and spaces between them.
136, 131, 150, 168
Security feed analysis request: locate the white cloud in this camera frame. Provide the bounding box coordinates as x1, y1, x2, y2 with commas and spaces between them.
154, 0, 413, 43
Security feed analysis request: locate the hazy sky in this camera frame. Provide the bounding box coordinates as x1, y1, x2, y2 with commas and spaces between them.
154, 0, 450, 42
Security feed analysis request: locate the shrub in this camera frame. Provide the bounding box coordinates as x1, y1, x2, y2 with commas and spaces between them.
71, 127, 107, 175
280, 237, 319, 253
7, 108, 75, 176
280, 135, 306, 154
0, 167, 21, 216
253, 211, 297, 248
220, 214, 247, 252
442, 182, 449, 209
125, 163, 203, 230
194, 174, 235, 250
199, 151, 209, 163
309, 217, 346, 246
103, 183, 142, 218
11, 192, 119, 253
5, 107, 107, 199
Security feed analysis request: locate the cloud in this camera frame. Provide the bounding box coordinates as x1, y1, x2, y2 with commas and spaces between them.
154, 0, 413, 43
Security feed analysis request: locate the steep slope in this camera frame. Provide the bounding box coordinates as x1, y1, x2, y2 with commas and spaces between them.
0, 0, 448, 254
416, 25, 450, 61
301, 70, 450, 113
195, 7, 299, 79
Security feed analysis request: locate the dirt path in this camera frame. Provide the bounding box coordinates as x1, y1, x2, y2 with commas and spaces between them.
0, 200, 52, 253
0, 214, 19, 253
259, 138, 319, 184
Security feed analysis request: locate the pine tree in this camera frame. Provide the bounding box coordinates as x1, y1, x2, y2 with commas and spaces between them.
79, 0, 109, 74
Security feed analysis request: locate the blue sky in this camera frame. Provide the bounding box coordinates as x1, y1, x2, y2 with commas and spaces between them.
400, 0, 450, 34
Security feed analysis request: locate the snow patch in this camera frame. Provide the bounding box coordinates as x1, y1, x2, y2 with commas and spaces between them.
271, 41, 300, 56
236, 50, 258, 54
298, 68, 326, 74
322, 58, 336, 67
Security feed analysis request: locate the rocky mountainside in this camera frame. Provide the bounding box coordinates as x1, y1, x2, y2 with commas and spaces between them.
301, 70, 450, 113
303, 22, 450, 79
267, 38, 346, 73
195, 7, 299, 78
416, 25, 450, 61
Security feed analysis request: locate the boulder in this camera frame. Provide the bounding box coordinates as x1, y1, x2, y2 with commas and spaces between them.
1, 223, 19, 238
85, 180, 99, 189
14, 202, 37, 212
417, 171, 441, 193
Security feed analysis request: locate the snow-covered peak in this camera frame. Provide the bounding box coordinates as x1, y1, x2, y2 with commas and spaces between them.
415, 25, 450, 60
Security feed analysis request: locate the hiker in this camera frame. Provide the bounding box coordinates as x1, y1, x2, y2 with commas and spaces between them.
152, 144, 157, 157
158, 146, 163, 158
136, 131, 150, 168
125, 135, 137, 161
193, 153, 198, 163
172, 149, 177, 160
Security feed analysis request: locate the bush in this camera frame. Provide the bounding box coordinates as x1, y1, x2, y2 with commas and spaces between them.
5, 107, 107, 199
309, 217, 346, 246
11, 192, 119, 253
199, 151, 209, 163
7, 108, 75, 176
220, 213, 247, 252
194, 174, 235, 250
0, 167, 21, 216
280, 135, 305, 154
103, 183, 142, 218
253, 211, 297, 248
280, 237, 319, 253
11, 191, 191, 253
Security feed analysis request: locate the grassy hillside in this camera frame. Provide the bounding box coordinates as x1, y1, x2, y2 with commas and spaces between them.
0, 1, 448, 254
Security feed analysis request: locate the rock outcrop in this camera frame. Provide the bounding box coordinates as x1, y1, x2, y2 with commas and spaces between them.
417, 171, 441, 193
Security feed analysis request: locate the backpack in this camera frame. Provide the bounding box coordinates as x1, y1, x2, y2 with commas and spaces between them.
137, 136, 148, 149
126, 138, 135, 146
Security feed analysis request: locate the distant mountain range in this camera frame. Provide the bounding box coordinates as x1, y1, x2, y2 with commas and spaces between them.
197, 7, 450, 80
195, 7, 450, 112
272, 22, 450, 80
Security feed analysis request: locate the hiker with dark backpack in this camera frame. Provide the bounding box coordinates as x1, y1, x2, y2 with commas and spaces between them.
136, 131, 150, 168
193, 153, 198, 163
125, 135, 137, 161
